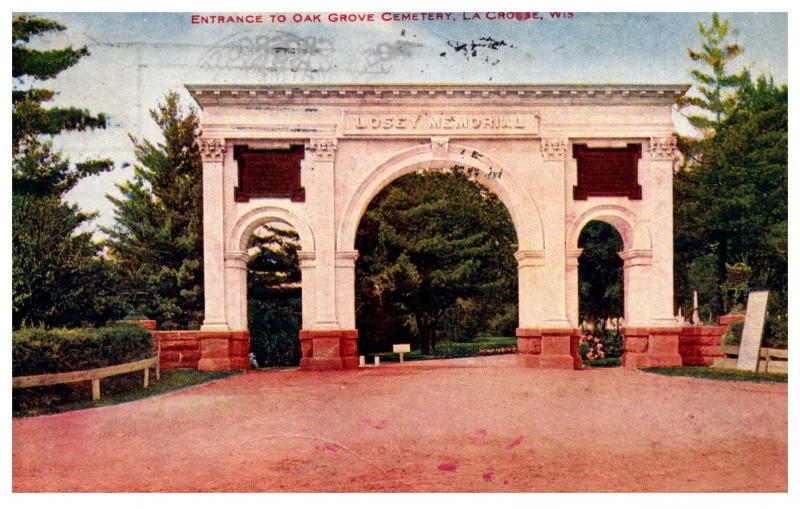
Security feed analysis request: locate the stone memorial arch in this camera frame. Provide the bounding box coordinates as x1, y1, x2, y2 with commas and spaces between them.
188, 84, 687, 371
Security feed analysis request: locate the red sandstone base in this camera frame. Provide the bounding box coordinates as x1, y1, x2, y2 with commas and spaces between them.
621, 327, 682, 369
516, 328, 582, 370
153, 330, 250, 371
299, 329, 359, 370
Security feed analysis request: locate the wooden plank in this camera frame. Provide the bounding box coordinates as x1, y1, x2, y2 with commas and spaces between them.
766, 348, 788, 361
12, 357, 159, 389
143, 367, 149, 388
736, 291, 769, 372
91, 379, 100, 401
722, 345, 740, 356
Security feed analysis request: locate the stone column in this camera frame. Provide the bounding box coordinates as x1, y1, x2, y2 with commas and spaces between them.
297, 251, 317, 331
307, 137, 339, 330
516, 249, 579, 369
223, 251, 249, 331
648, 136, 679, 326
200, 138, 229, 332
565, 248, 583, 328
515, 250, 546, 328
298, 138, 358, 370
619, 249, 653, 327
335, 250, 359, 329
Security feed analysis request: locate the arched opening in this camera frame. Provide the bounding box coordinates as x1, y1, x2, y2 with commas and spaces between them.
577, 220, 625, 367
245, 222, 302, 368
354, 169, 519, 362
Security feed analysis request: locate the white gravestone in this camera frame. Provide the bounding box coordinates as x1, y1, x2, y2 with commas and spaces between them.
736, 291, 769, 372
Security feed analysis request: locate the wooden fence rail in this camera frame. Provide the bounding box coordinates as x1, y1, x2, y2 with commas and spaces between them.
12, 357, 160, 401
714, 346, 788, 374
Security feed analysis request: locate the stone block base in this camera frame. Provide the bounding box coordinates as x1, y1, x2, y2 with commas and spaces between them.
678, 326, 727, 366
516, 328, 582, 370
621, 327, 682, 369
299, 330, 359, 370
153, 330, 250, 371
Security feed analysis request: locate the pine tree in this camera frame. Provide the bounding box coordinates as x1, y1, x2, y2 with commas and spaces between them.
677, 12, 751, 135
12, 14, 112, 193
104, 92, 205, 329
11, 14, 118, 328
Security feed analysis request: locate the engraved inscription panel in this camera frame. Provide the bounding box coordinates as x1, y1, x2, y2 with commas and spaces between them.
343, 111, 540, 136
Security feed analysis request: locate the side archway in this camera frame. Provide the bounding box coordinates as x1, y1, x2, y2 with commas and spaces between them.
566, 204, 651, 253
223, 206, 316, 332
228, 205, 315, 254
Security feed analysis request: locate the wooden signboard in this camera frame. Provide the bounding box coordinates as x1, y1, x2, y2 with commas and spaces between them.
735, 291, 769, 372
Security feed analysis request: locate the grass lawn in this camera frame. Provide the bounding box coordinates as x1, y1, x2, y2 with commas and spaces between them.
583, 357, 621, 368
365, 336, 518, 363
13, 369, 243, 418
641, 366, 787, 384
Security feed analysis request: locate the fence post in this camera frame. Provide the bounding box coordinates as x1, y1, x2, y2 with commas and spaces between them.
91, 379, 100, 401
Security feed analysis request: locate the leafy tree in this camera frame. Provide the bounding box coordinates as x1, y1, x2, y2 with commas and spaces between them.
103, 92, 205, 329
247, 226, 302, 366
355, 171, 517, 354
11, 14, 118, 328
12, 195, 122, 328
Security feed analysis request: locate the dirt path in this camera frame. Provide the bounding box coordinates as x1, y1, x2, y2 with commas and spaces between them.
12, 356, 787, 492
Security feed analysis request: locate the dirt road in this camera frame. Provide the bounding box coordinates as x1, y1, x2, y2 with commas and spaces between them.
12, 356, 787, 492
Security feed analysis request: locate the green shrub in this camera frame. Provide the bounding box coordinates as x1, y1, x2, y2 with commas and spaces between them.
248, 297, 301, 367
763, 314, 787, 349
12, 324, 154, 376
723, 321, 744, 346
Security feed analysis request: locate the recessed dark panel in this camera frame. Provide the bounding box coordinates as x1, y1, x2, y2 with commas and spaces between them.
572, 143, 642, 200
233, 144, 305, 202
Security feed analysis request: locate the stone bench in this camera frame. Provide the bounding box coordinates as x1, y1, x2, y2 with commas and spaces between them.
359, 344, 412, 367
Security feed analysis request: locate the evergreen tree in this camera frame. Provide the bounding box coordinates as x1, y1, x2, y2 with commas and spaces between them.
578, 221, 624, 323
103, 92, 205, 329
673, 13, 787, 336
11, 14, 118, 328
677, 12, 750, 136
247, 226, 302, 366
13, 14, 111, 192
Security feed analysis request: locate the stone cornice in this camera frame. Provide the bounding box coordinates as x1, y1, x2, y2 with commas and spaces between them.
186, 83, 690, 109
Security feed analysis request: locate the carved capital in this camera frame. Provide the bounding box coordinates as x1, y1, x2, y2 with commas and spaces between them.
430, 136, 449, 159
199, 138, 227, 162
648, 135, 677, 160
308, 137, 337, 162
541, 138, 568, 161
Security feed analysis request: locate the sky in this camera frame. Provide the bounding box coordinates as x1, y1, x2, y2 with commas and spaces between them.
14, 10, 790, 232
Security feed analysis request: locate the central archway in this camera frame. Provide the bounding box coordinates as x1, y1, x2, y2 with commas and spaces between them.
353, 168, 520, 360
337, 142, 544, 253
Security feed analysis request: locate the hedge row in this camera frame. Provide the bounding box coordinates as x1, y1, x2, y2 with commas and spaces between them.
12, 325, 155, 377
